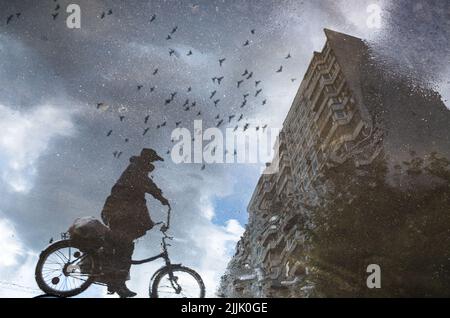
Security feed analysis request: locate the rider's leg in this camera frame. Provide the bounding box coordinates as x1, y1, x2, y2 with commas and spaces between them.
106, 233, 136, 297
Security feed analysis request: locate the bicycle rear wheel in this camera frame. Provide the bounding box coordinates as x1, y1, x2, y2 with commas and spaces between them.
35, 240, 95, 297
150, 265, 205, 298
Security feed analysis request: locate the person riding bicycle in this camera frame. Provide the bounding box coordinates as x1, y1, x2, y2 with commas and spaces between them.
101, 148, 169, 298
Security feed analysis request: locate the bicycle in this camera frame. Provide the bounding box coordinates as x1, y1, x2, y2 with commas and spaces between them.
34, 206, 205, 298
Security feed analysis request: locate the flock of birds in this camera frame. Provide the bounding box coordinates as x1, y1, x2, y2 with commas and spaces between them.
4, 4, 299, 170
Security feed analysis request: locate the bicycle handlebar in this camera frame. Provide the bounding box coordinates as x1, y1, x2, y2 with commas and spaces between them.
157, 204, 172, 252
159, 205, 171, 234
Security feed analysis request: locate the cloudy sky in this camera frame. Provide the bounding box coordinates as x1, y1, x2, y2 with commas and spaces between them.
0, 0, 448, 297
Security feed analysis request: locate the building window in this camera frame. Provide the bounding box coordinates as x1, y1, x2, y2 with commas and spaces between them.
335, 109, 347, 119
324, 85, 335, 93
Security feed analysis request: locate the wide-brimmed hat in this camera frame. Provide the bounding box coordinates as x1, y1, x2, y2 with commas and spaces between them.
139, 148, 164, 162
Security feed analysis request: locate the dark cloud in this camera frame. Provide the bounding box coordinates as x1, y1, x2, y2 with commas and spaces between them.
378, 0, 450, 83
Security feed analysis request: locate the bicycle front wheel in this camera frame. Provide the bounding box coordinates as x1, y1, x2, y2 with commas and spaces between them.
150, 265, 205, 298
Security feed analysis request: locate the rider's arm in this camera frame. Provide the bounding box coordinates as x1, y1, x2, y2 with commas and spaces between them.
145, 178, 169, 206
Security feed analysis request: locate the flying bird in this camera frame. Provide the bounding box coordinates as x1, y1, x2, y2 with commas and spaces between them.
106, 130, 113, 137
228, 115, 235, 122
166, 34, 172, 40
52, 12, 59, 20
276, 66, 283, 73
217, 76, 224, 85
137, 85, 143, 90
237, 80, 243, 88
153, 68, 158, 75
255, 80, 261, 87
251, 29, 255, 34
210, 90, 217, 99
16, 12, 21, 18
150, 14, 156, 22
119, 115, 125, 122
187, 86, 192, 92
96, 102, 109, 112
100, 12, 105, 19
255, 89, 262, 97
191, 4, 200, 12
285, 53, 291, 59
219, 58, 226, 67
143, 128, 150, 136
214, 99, 220, 107
246, 72, 253, 79
169, 48, 175, 56
171, 26, 178, 34
107, 9, 113, 15
291, 78, 297, 82
187, 50, 193, 56
243, 93, 249, 99
262, 99, 267, 105
242, 69, 249, 77
144, 115, 150, 124
243, 40, 250, 46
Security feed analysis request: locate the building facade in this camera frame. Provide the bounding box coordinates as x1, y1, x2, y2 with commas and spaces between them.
219, 29, 450, 297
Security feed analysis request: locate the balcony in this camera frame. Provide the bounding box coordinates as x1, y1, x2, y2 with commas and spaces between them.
308, 60, 340, 100
330, 110, 364, 145
312, 73, 346, 116
260, 223, 279, 247
316, 94, 349, 138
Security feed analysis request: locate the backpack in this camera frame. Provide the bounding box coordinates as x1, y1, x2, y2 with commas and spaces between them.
68, 217, 111, 251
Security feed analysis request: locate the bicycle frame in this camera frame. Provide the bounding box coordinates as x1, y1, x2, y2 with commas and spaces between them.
85, 207, 175, 285
129, 205, 173, 266
130, 233, 183, 293
131, 235, 172, 266
84, 207, 173, 281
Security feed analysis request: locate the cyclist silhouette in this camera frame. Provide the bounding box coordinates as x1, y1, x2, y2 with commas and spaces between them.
101, 148, 169, 297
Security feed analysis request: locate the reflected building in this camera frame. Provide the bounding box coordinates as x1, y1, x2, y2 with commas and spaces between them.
219, 29, 450, 297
